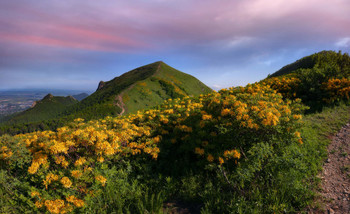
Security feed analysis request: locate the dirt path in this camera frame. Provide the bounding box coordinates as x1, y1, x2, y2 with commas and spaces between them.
116, 94, 126, 115
312, 122, 350, 213
114, 62, 162, 116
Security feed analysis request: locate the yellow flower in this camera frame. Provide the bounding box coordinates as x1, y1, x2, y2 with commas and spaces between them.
223, 149, 241, 159
293, 114, 302, 120
71, 170, 82, 179
66, 195, 85, 208
298, 138, 303, 144
194, 147, 205, 156
55, 156, 69, 168
50, 140, 69, 154
30, 191, 40, 198
153, 136, 161, 143
43, 173, 59, 189
35, 201, 43, 208
44, 199, 65, 214
28, 162, 40, 174
73, 198, 85, 208
219, 157, 224, 165
221, 108, 231, 117
60, 177, 72, 188
207, 154, 214, 162
96, 175, 107, 186
233, 150, 241, 159
202, 114, 212, 120
74, 157, 86, 166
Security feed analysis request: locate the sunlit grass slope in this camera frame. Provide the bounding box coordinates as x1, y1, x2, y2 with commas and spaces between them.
123, 61, 212, 113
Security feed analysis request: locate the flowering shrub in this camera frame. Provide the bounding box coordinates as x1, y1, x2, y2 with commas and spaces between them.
322, 78, 350, 103
262, 74, 350, 109
0, 83, 306, 213
262, 76, 301, 99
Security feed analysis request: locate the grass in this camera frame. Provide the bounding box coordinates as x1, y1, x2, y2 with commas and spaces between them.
5, 95, 78, 124
124, 62, 212, 114
300, 103, 350, 210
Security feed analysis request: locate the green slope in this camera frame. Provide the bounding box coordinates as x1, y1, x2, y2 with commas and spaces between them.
61, 61, 212, 119
122, 62, 212, 113
63, 61, 161, 120
5, 94, 78, 124
270, 50, 350, 77
264, 50, 350, 111
0, 61, 212, 135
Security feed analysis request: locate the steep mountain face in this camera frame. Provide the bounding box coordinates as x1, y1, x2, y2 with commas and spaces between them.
270, 50, 350, 77
64, 61, 212, 119
5, 94, 78, 124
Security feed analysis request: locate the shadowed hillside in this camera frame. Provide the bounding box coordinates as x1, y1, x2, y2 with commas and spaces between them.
4, 94, 78, 125
264, 50, 350, 111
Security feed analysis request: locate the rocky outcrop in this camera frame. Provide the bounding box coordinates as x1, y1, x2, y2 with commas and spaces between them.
97, 81, 106, 91
43, 93, 54, 100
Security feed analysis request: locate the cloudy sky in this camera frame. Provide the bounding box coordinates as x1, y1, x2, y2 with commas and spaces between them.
0, 0, 350, 91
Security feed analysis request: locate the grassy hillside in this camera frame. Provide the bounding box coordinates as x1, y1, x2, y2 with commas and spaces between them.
67, 61, 211, 118
270, 50, 350, 77
4, 94, 78, 125
122, 62, 212, 113
263, 50, 350, 110
0, 61, 212, 135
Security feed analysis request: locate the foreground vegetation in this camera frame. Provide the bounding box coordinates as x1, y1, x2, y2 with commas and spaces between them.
0, 51, 350, 213
1, 85, 348, 213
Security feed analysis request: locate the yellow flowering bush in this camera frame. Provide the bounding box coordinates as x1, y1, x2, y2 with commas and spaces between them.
262, 76, 301, 99
0, 82, 306, 213
262, 71, 350, 109
322, 78, 350, 103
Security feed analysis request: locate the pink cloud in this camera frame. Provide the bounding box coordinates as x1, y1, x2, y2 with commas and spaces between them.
1, 0, 350, 56
0, 31, 147, 53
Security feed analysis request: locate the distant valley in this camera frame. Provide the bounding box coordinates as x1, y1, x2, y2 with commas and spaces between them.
0, 90, 90, 119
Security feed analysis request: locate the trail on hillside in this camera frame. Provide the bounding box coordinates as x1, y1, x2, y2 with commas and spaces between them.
312, 122, 350, 213
115, 62, 162, 116
116, 94, 126, 115
154, 62, 161, 75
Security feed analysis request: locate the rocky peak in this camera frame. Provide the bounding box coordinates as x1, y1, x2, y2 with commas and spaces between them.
97, 81, 105, 91
43, 93, 54, 100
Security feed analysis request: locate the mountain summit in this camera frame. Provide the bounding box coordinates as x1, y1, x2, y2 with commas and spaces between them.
70, 61, 212, 119
1, 61, 212, 132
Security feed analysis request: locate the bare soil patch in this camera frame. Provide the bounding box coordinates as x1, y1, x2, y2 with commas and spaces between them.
310, 122, 350, 213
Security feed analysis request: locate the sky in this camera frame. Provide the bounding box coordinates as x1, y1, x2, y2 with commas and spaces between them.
0, 0, 350, 92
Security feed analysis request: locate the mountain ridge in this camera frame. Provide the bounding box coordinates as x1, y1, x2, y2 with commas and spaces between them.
0, 61, 212, 134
